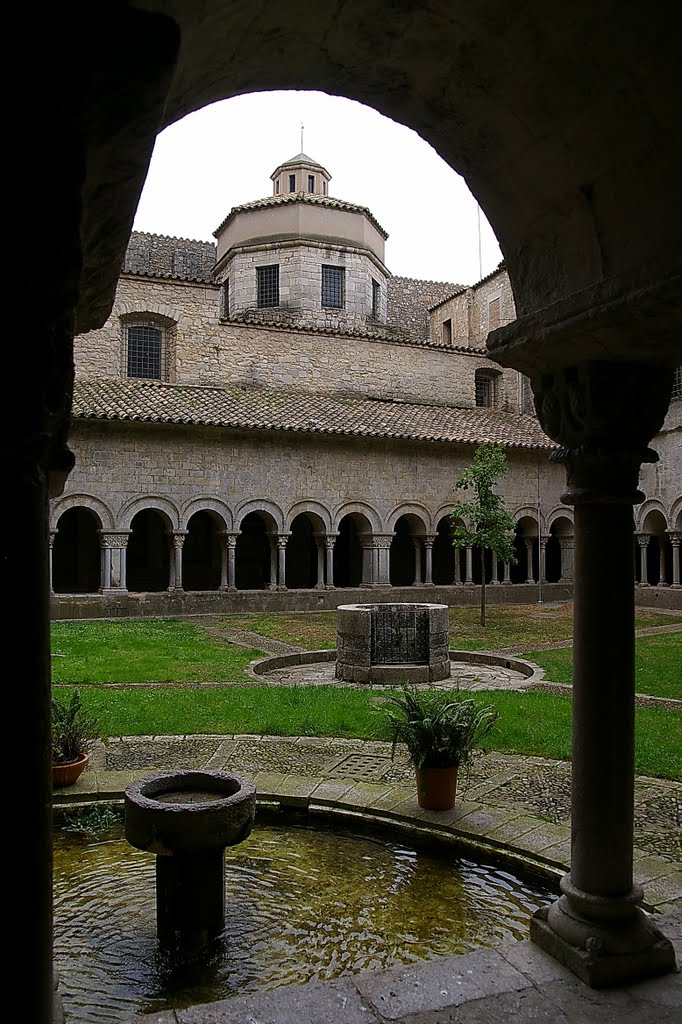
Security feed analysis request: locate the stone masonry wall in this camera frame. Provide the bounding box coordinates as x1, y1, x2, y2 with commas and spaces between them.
74, 276, 512, 408
219, 242, 389, 330
53, 420, 570, 534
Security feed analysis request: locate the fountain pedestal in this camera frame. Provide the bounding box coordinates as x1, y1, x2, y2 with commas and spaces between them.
124, 770, 256, 956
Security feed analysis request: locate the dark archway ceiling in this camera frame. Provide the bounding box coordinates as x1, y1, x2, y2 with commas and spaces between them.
72, 1, 680, 365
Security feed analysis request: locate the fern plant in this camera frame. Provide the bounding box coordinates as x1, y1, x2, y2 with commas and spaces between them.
51, 690, 101, 765
381, 686, 499, 771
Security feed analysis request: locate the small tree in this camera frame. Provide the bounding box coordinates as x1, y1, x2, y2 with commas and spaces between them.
451, 443, 517, 626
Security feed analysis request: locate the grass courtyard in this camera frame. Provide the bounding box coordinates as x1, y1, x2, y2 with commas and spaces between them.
50, 603, 682, 781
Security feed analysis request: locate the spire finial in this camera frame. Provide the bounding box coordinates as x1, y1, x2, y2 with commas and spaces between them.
300, 123, 304, 152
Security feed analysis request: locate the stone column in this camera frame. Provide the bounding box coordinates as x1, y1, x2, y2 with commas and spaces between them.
314, 535, 325, 589
524, 537, 535, 583
325, 534, 337, 589
267, 534, 278, 590
491, 554, 501, 584
453, 547, 462, 585
119, 536, 128, 592
359, 541, 374, 586
668, 532, 681, 588
374, 534, 393, 586
657, 537, 668, 586
168, 531, 187, 591
423, 535, 435, 586
219, 532, 238, 591
99, 531, 130, 592
412, 539, 422, 586
49, 530, 56, 592
276, 533, 290, 590
528, 361, 676, 987
558, 536, 575, 581
539, 535, 549, 584
636, 533, 650, 585
464, 544, 474, 584
502, 560, 512, 584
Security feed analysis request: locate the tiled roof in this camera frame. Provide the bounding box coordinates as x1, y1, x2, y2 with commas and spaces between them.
213, 191, 388, 239
72, 378, 556, 451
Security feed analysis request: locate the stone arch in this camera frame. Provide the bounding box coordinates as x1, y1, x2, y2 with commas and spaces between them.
126, 504, 177, 592
334, 507, 376, 588
547, 513, 574, 584
235, 499, 285, 533
513, 513, 540, 584
432, 510, 457, 586
183, 506, 228, 591
180, 497, 232, 532
385, 503, 432, 535
388, 509, 429, 587
670, 497, 682, 531
286, 508, 330, 589
52, 500, 106, 594
636, 499, 669, 533
332, 501, 382, 535
119, 496, 179, 532
118, 302, 181, 325
286, 500, 333, 534
639, 505, 671, 586
50, 493, 114, 532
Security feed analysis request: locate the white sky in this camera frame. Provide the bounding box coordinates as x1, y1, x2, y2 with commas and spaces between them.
133, 90, 503, 287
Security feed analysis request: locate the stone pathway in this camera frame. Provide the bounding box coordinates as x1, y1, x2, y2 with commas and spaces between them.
254, 659, 531, 690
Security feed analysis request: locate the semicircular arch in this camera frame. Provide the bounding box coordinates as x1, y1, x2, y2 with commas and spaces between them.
386, 502, 432, 534
235, 499, 285, 532
333, 500, 382, 534
50, 494, 114, 532
119, 496, 180, 531
286, 500, 333, 533
180, 497, 233, 532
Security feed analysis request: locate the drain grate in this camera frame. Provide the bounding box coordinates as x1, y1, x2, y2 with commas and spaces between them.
325, 753, 392, 781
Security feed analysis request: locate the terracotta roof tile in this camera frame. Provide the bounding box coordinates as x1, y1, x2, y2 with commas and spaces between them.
72, 378, 556, 451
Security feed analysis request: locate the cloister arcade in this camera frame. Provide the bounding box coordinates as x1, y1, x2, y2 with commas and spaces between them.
50, 495, 682, 598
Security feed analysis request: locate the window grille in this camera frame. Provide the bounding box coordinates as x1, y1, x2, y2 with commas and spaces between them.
308, 174, 315, 192
442, 318, 452, 345
475, 371, 495, 407
289, 173, 296, 192
371, 279, 380, 319
322, 265, 344, 308
257, 265, 279, 308
672, 366, 682, 400
127, 324, 162, 379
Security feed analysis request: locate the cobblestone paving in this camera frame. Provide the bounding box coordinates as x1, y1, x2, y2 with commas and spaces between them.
258, 661, 530, 690
95, 734, 681, 865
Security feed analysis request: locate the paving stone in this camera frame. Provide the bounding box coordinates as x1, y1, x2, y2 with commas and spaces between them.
396, 986, 574, 1022
642, 870, 682, 906
513, 824, 571, 855
174, 976, 374, 1023
634, 852, 681, 884
309, 779, 357, 805
353, 947, 528, 1019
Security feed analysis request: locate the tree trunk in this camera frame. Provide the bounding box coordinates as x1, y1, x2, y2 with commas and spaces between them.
480, 546, 486, 627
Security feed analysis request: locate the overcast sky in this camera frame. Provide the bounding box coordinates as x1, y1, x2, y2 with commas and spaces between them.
133, 90, 503, 287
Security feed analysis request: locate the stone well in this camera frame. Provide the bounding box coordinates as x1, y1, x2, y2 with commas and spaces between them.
335, 602, 451, 684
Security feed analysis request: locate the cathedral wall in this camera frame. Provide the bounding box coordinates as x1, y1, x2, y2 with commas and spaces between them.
74, 276, 518, 408
55, 422, 569, 534
637, 401, 682, 530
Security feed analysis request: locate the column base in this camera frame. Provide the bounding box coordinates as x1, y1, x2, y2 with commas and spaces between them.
530, 896, 676, 989
325, 584, 336, 590
219, 585, 237, 592
314, 582, 325, 590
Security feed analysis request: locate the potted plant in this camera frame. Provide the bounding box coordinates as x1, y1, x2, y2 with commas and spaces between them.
381, 686, 500, 810
52, 689, 101, 787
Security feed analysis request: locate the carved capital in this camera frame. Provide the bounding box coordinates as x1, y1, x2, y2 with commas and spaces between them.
532, 362, 672, 504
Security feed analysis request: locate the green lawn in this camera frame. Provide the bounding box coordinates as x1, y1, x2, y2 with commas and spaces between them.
50, 619, 264, 683
218, 604, 681, 652
524, 633, 682, 701
50, 612, 681, 781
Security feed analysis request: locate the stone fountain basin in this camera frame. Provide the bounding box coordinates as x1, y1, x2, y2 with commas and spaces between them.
124, 770, 256, 856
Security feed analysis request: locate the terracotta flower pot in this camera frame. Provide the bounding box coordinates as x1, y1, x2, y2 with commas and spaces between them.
53, 753, 90, 788
415, 764, 458, 810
